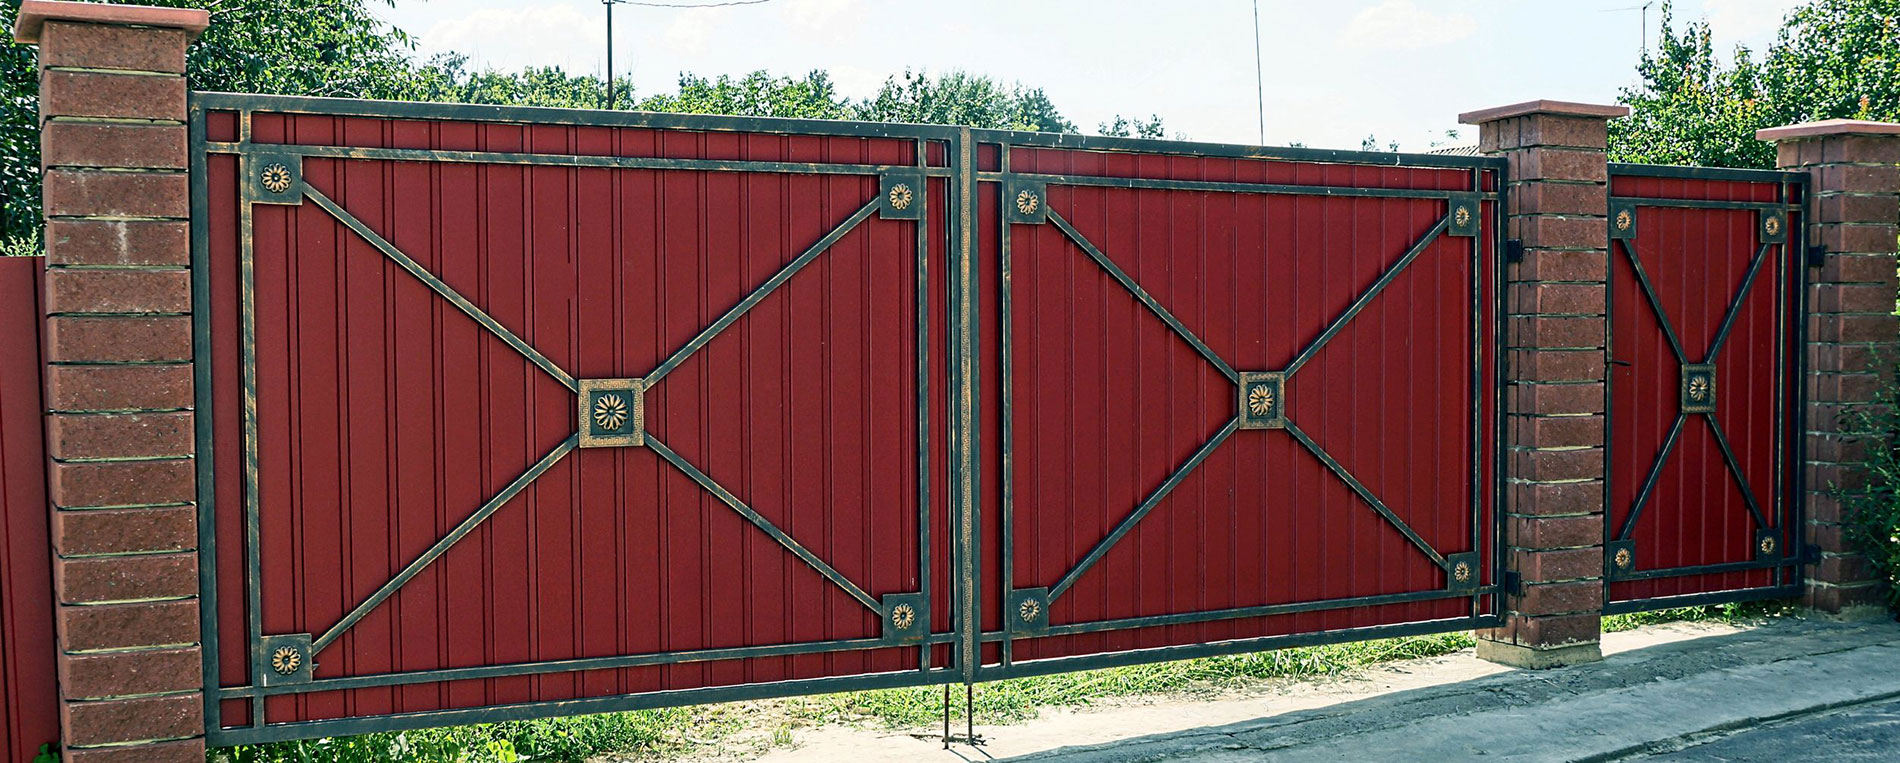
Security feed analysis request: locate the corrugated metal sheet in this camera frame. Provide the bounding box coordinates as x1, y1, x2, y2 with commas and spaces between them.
0, 255, 59, 762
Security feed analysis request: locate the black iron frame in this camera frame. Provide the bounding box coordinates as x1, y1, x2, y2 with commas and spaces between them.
190, 91, 1512, 745
1602, 162, 1810, 614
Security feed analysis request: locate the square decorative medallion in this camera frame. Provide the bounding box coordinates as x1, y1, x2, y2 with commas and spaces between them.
1444, 552, 1480, 593
245, 152, 303, 205
1758, 209, 1788, 244
578, 378, 645, 448
1755, 528, 1782, 561
1237, 371, 1285, 430
1005, 179, 1047, 225
259, 632, 313, 686
879, 171, 924, 220
1008, 587, 1049, 634
1610, 200, 1638, 240
1605, 539, 1637, 579
880, 592, 929, 643
1680, 364, 1716, 414
1446, 192, 1481, 237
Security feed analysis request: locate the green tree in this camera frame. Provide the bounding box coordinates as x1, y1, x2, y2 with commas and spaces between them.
1611, 0, 1900, 168
853, 70, 1075, 132
2, 0, 419, 240
1098, 114, 1165, 139
639, 70, 852, 119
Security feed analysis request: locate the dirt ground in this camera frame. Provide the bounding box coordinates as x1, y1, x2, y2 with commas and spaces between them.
635, 621, 1750, 762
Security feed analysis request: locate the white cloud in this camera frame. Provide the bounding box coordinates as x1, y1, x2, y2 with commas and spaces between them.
1701, 0, 1805, 45
782, 0, 857, 33
661, 7, 732, 56
418, 3, 603, 73
1339, 0, 1475, 51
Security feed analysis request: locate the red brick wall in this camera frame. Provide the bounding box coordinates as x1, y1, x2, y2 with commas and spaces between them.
1761, 124, 1900, 617
1464, 101, 1626, 668
17, 1, 211, 759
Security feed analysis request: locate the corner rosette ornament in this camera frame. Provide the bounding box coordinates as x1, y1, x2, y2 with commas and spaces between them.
888, 183, 914, 211
1015, 189, 1041, 216
1452, 561, 1472, 583
1759, 535, 1777, 555
1615, 209, 1633, 232
1763, 215, 1781, 237
890, 603, 917, 630
1613, 547, 1633, 570
1018, 597, 1041, 623
1453, 205, 1472, 228
271, 646, 303, 675
261, 163, 294, 194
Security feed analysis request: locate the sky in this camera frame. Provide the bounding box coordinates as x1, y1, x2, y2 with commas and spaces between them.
370, 0, 1808, 151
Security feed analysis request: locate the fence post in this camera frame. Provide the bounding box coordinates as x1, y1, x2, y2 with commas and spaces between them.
1461, 100, 1626, 668
13, 2, 211, 760
1758, 120, 1900, 620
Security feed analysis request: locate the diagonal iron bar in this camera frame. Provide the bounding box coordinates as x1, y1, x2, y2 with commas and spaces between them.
645, 433, 880, 611
305, 187, 577, 392
1618, 412, 1687, 542
646, 199, 881, 385
1705, 243, 1772, 361
1047, 210, 1239, 384
1617, 238, 1690, 366
1284, 419, 1447, 569
1285, 216, 1450, 377
1705, 416, 1770, 530
314, 434, 580, 653
1048, 418, 1239, 602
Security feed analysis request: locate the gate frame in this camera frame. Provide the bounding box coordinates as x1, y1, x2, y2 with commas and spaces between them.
1600, 162, 1811, 615
964, 128, 1509, 682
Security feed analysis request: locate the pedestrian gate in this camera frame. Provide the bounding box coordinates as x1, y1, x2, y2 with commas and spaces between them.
1604, 164, 1808, 611
193, 93, 1505, 743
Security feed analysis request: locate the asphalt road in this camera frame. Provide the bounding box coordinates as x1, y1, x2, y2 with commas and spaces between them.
1638, 695, 1900, 762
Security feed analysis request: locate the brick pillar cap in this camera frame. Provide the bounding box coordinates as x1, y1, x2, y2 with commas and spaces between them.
1458, 100, 1630, 125
1757, 119, 1900, 142
12, 0, 209, 44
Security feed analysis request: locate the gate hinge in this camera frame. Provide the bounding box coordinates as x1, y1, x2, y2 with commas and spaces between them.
1504, 239, 1524, 264
1802, 543, 1824, 564
1806, 244, 1827, 268
1500, 569, 1524, 596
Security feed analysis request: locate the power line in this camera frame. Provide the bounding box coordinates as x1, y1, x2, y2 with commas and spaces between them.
604, 0, 774, 7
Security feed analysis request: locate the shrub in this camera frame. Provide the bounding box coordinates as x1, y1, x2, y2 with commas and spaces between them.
1835, 362, 1900, 613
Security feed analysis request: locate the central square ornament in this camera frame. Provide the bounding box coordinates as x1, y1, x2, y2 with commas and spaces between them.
1680, 364, 1716, 414
578, 378, 645, 448
1238, 371, 1286, 430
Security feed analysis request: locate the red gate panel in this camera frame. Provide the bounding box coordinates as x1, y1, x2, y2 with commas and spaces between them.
1605, 164, 1806, 610
0, 256, 59, 762
196, 97, 959, 743
973, 135, 1501, 672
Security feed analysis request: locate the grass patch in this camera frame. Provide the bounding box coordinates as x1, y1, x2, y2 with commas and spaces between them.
0, 230, 39, 257
215, 604, 1783, 762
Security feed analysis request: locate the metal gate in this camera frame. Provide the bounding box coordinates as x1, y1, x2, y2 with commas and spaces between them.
1605, 164, 1807, 612
192, 94, 1503, 744
972, 132, 1502, 675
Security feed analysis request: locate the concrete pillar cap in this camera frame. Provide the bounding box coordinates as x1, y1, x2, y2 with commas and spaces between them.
12, 0, 210, 44
1459, 100, 1630, 125
1757, 119, 1900, 142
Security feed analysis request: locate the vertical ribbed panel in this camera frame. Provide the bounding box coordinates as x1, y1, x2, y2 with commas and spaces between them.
0, 256, 58, 762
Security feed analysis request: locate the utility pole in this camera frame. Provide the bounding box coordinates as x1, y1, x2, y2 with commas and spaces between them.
604, 0, 616, 109
1252, 0, 1265, 144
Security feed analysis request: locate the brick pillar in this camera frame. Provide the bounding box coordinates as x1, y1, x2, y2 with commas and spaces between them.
14, 2, 210, 760
1460, 100, 1627, 668
1757, 120, 1900, 621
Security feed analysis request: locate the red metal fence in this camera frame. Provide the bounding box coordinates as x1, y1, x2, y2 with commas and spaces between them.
192, 95, 1506, 743
1605, 164, 1807, 610
0, 255, 59, 762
